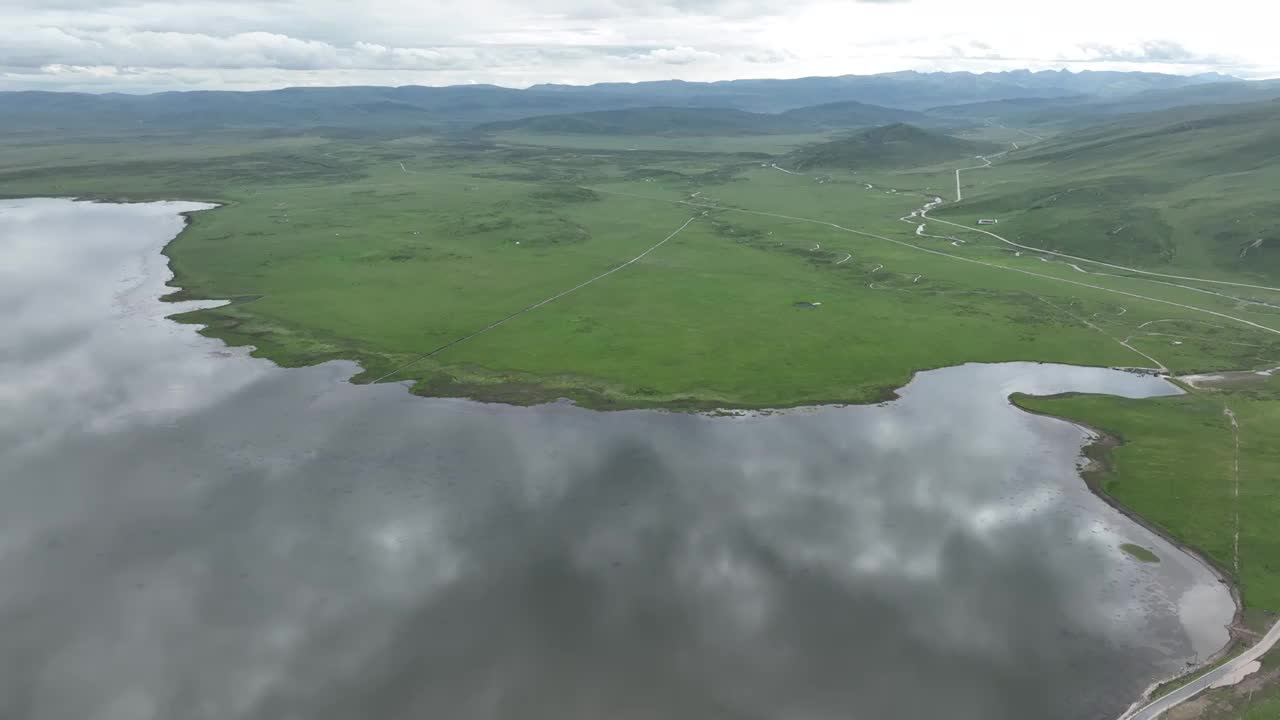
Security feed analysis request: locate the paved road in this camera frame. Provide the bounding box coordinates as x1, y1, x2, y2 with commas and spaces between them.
590, 185, 1280, 338
1007, 125, 1045, 141
1123, 619, 1280, 719
395, 158, 1280, 341
925, 210, 1280, 294
899, 206, 1280, 336
937, 144, 1280, 294
928, 212, 1280, 311
933, 145, 1280, 326
953, 155, 994, 201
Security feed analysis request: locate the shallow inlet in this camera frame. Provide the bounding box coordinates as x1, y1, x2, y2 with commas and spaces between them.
0, 199, 1233, 720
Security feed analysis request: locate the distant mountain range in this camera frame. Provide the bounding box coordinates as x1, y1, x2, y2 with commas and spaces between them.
525, 70, 1237, 112
477, 101, 930, 137
930, 79, 1280, 129
0, 70, 1250, 137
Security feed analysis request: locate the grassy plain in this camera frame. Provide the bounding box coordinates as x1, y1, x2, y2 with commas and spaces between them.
1, 123, 1279, 410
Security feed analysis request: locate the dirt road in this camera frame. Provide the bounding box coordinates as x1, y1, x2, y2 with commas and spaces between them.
370, 213, 702, 383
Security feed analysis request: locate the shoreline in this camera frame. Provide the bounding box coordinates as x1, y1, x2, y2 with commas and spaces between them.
144, 196, 1178, 413
6, 196, 1249, 717
151, 196, 1254, 713
1010, 392, 1247, 716
9, 196, 1173, 418
12, 196, 1234, 416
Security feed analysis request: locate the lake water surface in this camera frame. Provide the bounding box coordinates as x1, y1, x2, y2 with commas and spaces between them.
0, 199, 1234, 720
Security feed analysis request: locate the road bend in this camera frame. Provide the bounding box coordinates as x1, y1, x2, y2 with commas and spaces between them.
1122, 619, 1280, 720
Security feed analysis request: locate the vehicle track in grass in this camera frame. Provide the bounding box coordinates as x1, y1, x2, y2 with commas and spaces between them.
370, 213, 702, 383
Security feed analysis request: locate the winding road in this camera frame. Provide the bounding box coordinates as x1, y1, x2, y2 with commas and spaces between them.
954, 159, 989, 201
1122, 619, 1280, 719
953, 150, 1009, 201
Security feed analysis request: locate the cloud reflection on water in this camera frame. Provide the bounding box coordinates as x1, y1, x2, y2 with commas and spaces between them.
0, 199, 1231, 720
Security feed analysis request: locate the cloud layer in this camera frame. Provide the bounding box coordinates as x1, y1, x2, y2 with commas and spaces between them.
0, 0, 1275, 93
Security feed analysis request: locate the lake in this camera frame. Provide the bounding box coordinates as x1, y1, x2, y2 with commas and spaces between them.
0, 199, 1233, 720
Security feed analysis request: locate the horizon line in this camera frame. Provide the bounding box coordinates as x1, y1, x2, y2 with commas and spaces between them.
0, 67, 1252, 96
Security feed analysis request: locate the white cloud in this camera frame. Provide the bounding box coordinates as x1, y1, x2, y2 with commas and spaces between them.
0, 0, 1276, 92
634, 46, 721, 65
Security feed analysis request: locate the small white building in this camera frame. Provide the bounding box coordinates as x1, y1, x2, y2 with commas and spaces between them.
977, 219, 999, 225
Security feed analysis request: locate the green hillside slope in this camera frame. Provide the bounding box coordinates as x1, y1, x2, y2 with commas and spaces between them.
779, 100, 930, 129
926, 81, 1280, 130
478, 101, 929, 137
941, 99, 1280, 279
791, 123, 990, 170
477, 107, 797, 136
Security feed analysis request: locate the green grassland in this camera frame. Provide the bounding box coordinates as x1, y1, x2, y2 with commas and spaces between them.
938, 100, 1280, 281
1234, 684, 1280, 720
2, 116, 1280, 411
790, 123, 994, 171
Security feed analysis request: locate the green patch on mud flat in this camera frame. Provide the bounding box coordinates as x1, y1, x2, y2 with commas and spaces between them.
1121, 543, 1161, 563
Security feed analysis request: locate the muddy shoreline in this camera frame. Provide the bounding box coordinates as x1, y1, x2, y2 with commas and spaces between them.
1009, 391, 1246, 712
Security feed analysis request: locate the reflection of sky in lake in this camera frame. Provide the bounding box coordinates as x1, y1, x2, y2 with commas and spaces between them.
0, 199, 1233, 720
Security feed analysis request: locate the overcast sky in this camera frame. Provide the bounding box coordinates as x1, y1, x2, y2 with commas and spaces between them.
1, 0, 1276, 93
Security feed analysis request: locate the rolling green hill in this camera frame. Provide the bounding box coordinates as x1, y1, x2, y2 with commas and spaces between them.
927, 81, 1280, 130
1067, 80, 1280, 121
477, 107, 800, 136
790, 123, 990, 170
925, 96, 1085, 123
478, 101, 929, 137
942, 99, 1280, 278
1021, 99, 1280, 171
528, 69, 1234, 111
778, 100, 931, 129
